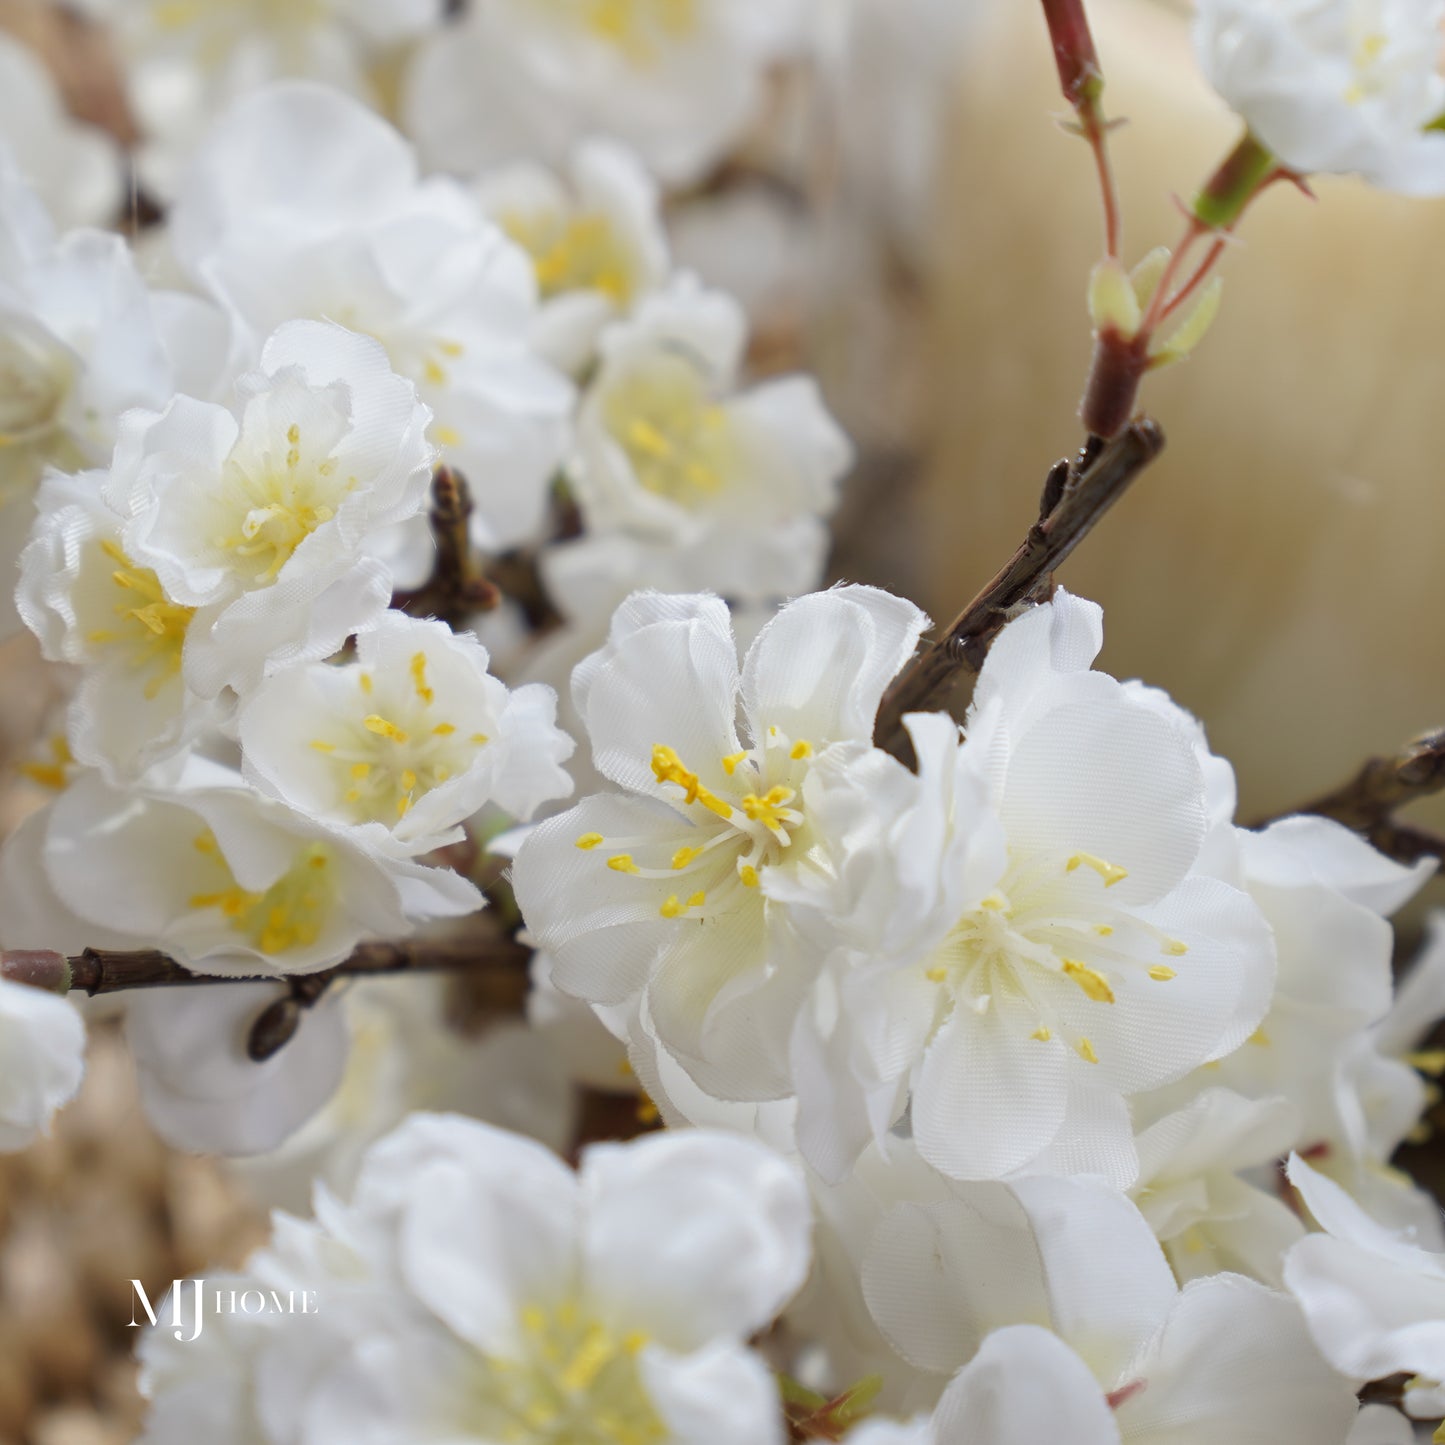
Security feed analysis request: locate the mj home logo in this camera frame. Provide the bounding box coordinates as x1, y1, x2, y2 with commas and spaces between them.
130, 1279, 320, 1342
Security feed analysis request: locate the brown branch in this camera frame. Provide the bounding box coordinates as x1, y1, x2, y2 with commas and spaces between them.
872, 418, 1166, 762
392, 466, 499, 627
3, 933, 533, 1060
1263, 728, 1445, 867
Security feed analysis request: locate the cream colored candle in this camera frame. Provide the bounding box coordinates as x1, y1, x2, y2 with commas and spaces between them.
920, 0, 1445, 823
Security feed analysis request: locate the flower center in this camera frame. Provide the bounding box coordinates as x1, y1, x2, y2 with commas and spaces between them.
0, 324, 70, 450
214, 419, 356, 585
922, 850, 1185, 1065
86, 539, 197, 700
465, 1300, 664, 1445
600, 355, 739, 508
541, 0, 700, 64
501, 209, 637, 305
187, 831, 335, 956
574, 727, 814, 920
309, 655, 490, 826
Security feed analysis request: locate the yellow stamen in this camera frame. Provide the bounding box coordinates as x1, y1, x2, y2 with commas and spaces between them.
310, 740, 335, 753
432, 723, 456, 736
1062, 959, 1115, 1004
1162, 939, 1188, 957
925, 966, 947, 983
1077, 1036, 1099, 1063
1406, 1050, 1445, 1075
576, 832, 605, 850
660, 895, 683, 918
741, 785, 796, 831
789, 739, 813, 760
739, 864, 759, 888
721, 750, 748, 775
1032, 1025, 1052, 1042
359, 672, 373, 694
1149, 965, 1177, 982
1067, 853, 1128, 887
652, 743, 731, 818
363, 714, 409, 743
410, 651, 434, 705
671, 845, 702, 869
1248, 1027, 1272, 1047
608, 855, 640, 875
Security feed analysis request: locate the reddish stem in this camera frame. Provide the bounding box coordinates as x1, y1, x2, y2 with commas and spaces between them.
1157, 234, 1229, 325
1084, 109, 1122, 259
1139, 216, 1206, 338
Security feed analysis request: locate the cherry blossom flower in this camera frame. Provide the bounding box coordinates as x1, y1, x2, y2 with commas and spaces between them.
18, 470, 226, 780
784, 590, 1276, 1182
512, 585, 927, 1102
476, 140, 671, 374
139, 1116, 812, 1445
567, 277, 850, 600
1194, 0, 1445, 192
864, 1171, 1358, 1445
127, 982, 349, 1157
0, 762, 480, 978
169, 83, 573, 552
238, 611, 573, 858
1285, 1153, 1445, 1397
0, 975, 85, 1152
107, 319, 432, 698
1129, 1087, 1304, 1285
0, 157, 204, 639
405, 0, 809, 185
105, 0, 447, 198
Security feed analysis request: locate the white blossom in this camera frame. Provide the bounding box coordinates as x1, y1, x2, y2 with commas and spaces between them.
127, 981, 349, 1157
0, 156, 203, 640
864, 1170, 1357, 1445
139, 1115, 812, 1445
1156, 815, 1437, 1237
404, 0, 808, 186
170, 82, 573, 552
1285, 1153, 1445, 1394
1193, 0, 1445, 193
513, 585, 927, 1102
105, 0, 446, 199
105, 318, 433, 699
0, 38, 120, 227
476, 140, 671, 375
567, 277, 850, 600
233, 978, 578, 1209
1129, 1087, 1304, 1285
18, 470, 226, 780
238, 611, 574, 858
0, 762, 480, 978
783, 590, 1276, 1182
0, 975, 86, 1151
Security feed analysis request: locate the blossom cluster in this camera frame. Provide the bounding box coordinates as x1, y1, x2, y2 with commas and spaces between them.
0, 2, 1442, 1444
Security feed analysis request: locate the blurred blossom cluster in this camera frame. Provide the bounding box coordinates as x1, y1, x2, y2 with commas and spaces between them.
0, 1, 1442, 1443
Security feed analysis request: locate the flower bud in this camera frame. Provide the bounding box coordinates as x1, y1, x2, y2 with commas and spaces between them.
1087, 256, 1142, 339
1150, 278, 1224, 370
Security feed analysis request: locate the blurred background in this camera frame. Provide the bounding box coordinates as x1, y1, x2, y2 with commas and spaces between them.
0, 0, 1443, 1439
